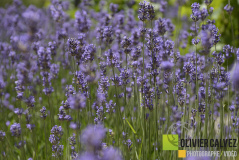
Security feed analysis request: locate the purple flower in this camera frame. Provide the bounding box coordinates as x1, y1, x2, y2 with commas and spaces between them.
68, 93, 86, 110
155, 18, 166, 36
232, 64, 239, 90
205, 0, 213, 5
49, 0, 65, 22
49, 125, 64, 158
119, 68, 130, 85
64, 115, 72, 121
146, 3, 155, 20
191, 3, 200, 12
69, 122, 79, 130
49, 134, 58, 145
62, 100, 70, 110
14, 108, 24, 115
74, 71, 88, 95
138, 1, 148, 22
103, 147, 122, 160
161, 61, 174, 71
58, 106, 66, 121
78, 152, 98, 160
209, 7, 214, 14
192, 38, 200, 45
25, 96, 35, 108
200, 8, 208, 21
22, 6, 40, 33
223, 44, 233, 59
191, 10, 201, 22
81, 125, 106, 151
40, 106, 47, 119
82, 44, 96, 63
67, 38, 79, 57
121, 36, 132, 49
50, 64, 60, 77
48, 41, 57, 56
69, 133, 76, 146
51, 125, 63, 137
52, 144, 64, 157
110, 3, 118, 15
235, 48, 239, 62
26, 124, 35, 131
0, 79, 6, 92
75, 10, 91, 33
0, 131, 6, 141
103, 26, 114, 45
10, 123, 21, 137
43, 87, 54, 96
224, 4, 233, 14
159, 0, 167, 13
69, 133, 78, 158
65, 85, 75, 97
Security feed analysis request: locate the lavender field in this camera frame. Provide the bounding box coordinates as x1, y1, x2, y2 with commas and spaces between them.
0, 0, 239, 159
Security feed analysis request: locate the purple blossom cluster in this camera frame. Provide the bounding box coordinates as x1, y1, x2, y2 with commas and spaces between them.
49, 125, 64, 157
78, 125, 122, 160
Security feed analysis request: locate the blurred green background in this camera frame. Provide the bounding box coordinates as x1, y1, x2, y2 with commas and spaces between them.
1, 0, 238, 47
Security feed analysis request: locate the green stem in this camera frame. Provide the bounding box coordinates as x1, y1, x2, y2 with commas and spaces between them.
204, 72, 209, 138
142, 22, 145, 79
125, 54, 127, 107
220, 95, 224, 139
229, 14, 235, 47
112, 66, 122, 147
183, 74, 188, 139
194, 21, 199, 137
44, 120, 48, 159
20, 116, 26, 160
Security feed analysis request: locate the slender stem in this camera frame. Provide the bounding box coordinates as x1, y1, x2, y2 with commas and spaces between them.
183, 74, 188, 139
141, 21, 146, 160
48, 96, 53, 126
125, 54, 127, 107
204, 71, 209, 138
142, 22, 145, 79
229, 14, 235, 46
44, 120, 47, 159
150, 20, 153, 85
220, 94, 224, 139
20, 116, 26, 160
154, 66, 158, 158
112, 66, 121, 147
194, 21, 199, 137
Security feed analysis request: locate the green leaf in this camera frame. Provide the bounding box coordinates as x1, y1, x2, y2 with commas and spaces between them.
125, 118, 136, 134
135, 148, 138, 159
138, 142, 143, 160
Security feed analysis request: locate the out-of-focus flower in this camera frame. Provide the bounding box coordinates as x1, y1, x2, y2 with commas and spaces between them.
40, 106, 47, 119
103, 147, 122, 160
68, 93, 86, 110
81, 125, 106, 151
161, 61, 174, 71
232, 64, 239, 90
224, 4, 233, 14
10, 123, 21, 137
0, 131, 6, 141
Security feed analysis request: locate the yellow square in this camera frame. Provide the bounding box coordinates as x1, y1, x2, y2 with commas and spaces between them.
178, 150, 186, 158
